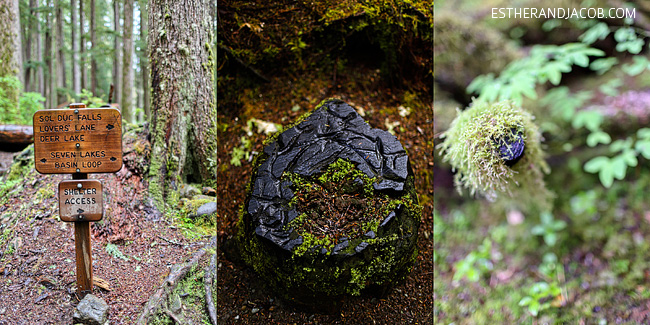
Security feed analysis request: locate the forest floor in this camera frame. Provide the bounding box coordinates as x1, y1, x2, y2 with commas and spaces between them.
216, 66, 434, 324
0, 128, 216, 324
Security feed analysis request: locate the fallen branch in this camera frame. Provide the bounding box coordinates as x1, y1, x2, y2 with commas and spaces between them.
135, 239, 214, 324
204, 236, 217, 324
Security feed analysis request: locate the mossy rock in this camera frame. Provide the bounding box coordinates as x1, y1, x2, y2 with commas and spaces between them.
236, 100, 421, 312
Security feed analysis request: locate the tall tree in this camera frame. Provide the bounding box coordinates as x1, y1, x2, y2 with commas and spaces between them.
36, 0, 43, 95
55, 0, 67, 91
90, 0, 97, 94
148, 0, 216, 207
140, 0, 149, 119
79, 0, 85, 91
0, 0, 23, 113
121, 0, 133, 122
48, 0, 56, 107
24, 0, 36, 92
0, 0, 23, 80
71, 0, 80, 96
112, 0, 120, 103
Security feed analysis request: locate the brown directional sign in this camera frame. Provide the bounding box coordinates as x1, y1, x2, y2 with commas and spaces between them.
33, 108, 123, 174
58, 180, 103, 222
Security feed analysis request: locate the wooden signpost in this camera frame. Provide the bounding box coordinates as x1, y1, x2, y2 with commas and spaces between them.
33, 103, 122, 297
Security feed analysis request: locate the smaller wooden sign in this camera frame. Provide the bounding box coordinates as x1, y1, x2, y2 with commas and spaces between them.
59, 180, 103, 222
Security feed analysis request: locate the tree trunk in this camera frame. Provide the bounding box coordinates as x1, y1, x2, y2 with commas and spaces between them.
79, 0, 85, 91
90, 0, 97, 95
49, 0, 57, 107
44, 0, 53, 108
148, 0, 216, 208
25, 0, 36, 92
71, 0, 81, 96
0, 125, 34, 146
121, 0, 133, 122
140, 0, 150, 120
112, 0, 121, 104
0, 0, 23, 81
56, 1, 67, 91
36, 2, 43, 96
0, 0, 22, 117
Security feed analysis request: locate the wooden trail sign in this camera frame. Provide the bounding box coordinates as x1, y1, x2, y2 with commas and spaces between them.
33, 103, 123, 297
33, 107, 123, 174
59, 180, 103, 222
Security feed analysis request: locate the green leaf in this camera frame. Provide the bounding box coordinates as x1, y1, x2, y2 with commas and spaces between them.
599, 166, 614, 188
610, 138, 633, 152
610, 156, 627, 180
579, 22, 610, 45
586, 131, 611, 147
590, 57, 618, 75
531, 225, 545, 235
622, 56, 649, 76
544, 233, 557, 246
528, 301, 540, 316
599, 78, 622, 97
637, 128, 650, 140
572, 110, 603, 131
635, 140, 650, 159
584, 156, 609, 173
620, 149, 638, 167
519, 296, 533, 306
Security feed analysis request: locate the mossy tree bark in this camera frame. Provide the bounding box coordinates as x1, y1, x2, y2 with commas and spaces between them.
139, 0, 150, 120
0, 0, 23, 82
147, 0, 216, 208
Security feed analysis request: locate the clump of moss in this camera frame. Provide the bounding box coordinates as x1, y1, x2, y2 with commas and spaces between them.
283, 158, 390, 252
439, 100, 551, 206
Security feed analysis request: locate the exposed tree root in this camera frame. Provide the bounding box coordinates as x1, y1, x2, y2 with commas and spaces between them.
136, 237, 215, 324
204, 236, 217, 324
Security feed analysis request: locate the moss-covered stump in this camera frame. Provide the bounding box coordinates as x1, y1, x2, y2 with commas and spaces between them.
237, 99, 421, 312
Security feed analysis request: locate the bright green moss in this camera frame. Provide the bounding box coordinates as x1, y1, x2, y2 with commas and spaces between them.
439, 100, 551, 208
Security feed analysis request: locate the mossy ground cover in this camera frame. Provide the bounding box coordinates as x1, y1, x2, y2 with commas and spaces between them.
283, 159, 389, 251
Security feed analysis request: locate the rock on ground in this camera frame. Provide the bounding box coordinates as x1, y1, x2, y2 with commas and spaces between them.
73, 294, 109, 325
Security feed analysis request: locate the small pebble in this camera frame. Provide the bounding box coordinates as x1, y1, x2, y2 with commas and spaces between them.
251, 307, 260, 314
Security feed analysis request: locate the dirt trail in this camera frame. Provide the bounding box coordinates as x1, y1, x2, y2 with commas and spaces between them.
0, 138, 213, 323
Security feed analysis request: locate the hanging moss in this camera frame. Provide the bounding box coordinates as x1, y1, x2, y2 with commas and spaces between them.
439, 100, 551, 208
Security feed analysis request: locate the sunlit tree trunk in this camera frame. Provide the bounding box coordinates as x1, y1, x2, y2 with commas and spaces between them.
121, 0, 133, 122
36, 0, 43, 95
79, 0, 86, 91
71, 0, 81, 96
148, 0, 216, 207
90, 0, 97, 95
112, 0, 121, 104
140, 0, 150, 119
56, 0, 67, 92
49, 0, 56, 106
24, 0, 36, 92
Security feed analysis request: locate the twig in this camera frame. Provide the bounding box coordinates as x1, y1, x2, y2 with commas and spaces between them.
157, 235, 183, 247
204, 236, 217, 324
